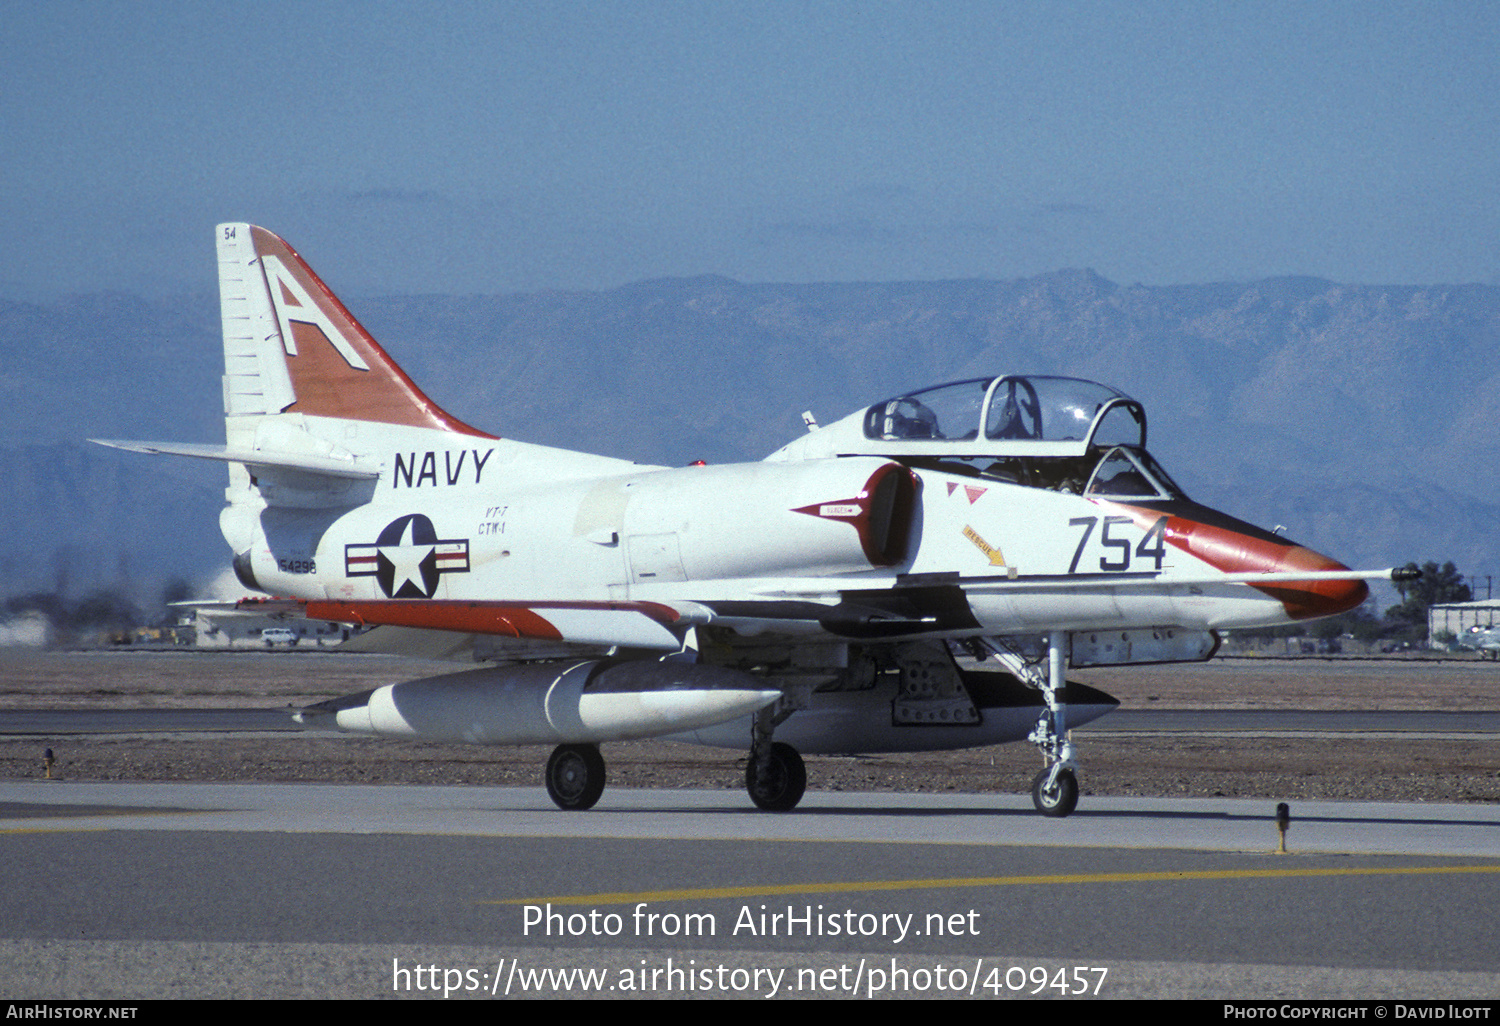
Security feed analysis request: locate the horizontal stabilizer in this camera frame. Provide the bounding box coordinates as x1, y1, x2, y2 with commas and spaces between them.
90, 439, 379, 480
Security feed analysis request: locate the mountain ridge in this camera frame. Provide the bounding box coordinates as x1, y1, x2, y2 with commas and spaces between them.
4, 268, 1494, 602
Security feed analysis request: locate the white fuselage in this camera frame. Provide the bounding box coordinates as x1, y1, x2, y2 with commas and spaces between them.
242, 430, 1315, 638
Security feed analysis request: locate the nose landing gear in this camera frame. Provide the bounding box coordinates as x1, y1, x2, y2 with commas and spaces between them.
1026, 630, 1081, 817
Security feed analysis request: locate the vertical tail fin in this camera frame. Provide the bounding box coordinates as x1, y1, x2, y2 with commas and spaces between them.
216, 223, 490, 437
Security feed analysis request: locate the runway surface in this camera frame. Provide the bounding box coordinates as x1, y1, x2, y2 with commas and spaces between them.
4, 779, 1500, 999
5, 654, 1499, 999
8, 706, 1500, 737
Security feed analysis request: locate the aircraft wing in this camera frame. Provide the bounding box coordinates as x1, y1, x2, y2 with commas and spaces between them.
336, 625, 488, 661
710, 567, 1404, 637
767, 566, 1409, 594
300, 599, 686, 650
274, 565, 1403, 654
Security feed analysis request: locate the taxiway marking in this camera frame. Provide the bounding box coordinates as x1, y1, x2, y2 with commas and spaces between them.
499, 862, 1500, 906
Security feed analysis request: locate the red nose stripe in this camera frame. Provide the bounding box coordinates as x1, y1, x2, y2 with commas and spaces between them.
1167, 517, 1366, 620
1110, 503, 1369, 621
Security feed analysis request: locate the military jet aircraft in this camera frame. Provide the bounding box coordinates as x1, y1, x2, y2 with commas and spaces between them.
95, 224, 1404, 816
1457, 624, 1500, 659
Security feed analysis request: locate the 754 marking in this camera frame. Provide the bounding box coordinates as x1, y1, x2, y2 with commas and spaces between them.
1068, 515, 1168, 573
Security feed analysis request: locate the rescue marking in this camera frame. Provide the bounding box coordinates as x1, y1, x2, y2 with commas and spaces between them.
962, 525, 1007, 566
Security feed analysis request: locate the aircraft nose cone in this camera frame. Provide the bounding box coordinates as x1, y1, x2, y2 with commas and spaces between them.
1154, 504, 1368, 622
1261, 546, 1369, 620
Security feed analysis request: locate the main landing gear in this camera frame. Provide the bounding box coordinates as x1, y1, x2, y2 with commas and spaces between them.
545, 743, 606, 811
543, 733, 808, 812
746, 741, 806, 811
746, 705, 807, 811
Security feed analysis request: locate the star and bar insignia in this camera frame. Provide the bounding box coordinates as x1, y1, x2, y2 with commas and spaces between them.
345, 513, 470, 598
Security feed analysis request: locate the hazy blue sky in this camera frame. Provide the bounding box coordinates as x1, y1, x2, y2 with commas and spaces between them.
3, 0, 1497, 297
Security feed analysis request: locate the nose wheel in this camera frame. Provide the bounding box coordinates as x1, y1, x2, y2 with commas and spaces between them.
1031, 766, 1079, 817
545, 743, 606, 810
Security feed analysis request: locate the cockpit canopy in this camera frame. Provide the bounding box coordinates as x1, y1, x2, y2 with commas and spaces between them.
768, 375, 1187, 502
864, 376, 1146, 454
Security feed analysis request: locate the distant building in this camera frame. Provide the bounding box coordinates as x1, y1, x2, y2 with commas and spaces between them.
188, 605, 355, 648
1428, 601, 1500, 647
0, 611, 53, 648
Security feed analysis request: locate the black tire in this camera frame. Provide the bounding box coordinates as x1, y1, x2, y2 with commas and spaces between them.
746, 742, 806, 811
546, 744, 606, 811
1031, 766, 1079, 817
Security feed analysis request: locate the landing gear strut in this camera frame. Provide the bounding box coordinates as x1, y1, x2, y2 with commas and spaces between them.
746, 705, 806, 811
545, 743, 606, 810
1027, 630, 1080, 817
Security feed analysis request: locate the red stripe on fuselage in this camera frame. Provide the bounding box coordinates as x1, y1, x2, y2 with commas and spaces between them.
306, 600, 563, 638
303, 599, 682, 639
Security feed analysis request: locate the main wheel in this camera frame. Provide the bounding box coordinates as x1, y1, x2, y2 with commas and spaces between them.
546, 744, 606, 811
1031, 766, 1079, 817
746, 741, 806, 811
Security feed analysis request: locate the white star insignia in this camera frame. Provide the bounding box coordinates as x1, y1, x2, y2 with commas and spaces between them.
379, 518, 433, 596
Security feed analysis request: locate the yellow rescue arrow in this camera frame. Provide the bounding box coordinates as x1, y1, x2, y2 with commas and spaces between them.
962, 525, 1007, 566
